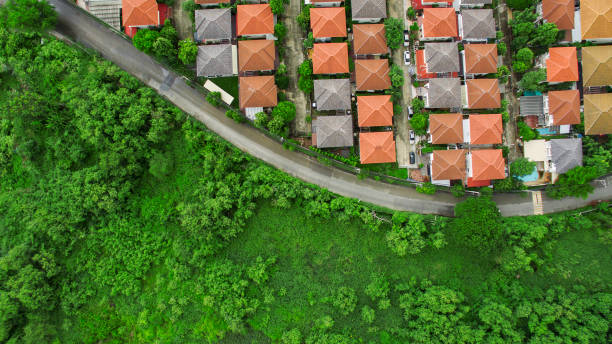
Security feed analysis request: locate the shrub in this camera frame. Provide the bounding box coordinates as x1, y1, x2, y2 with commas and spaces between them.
517, 121, 537, 141
0, 0, 57, 32
384, 18, 404, 50
518, 69, 546, 92
453, 197, 502, 253
148, 150, 173, 179
362, 306, 375, 324
225, 109, 244, 123
416, 182, 436, 195
451, 184, 465, 198
406, 7, 416, 20
303, 32, 314, 49
132, 29, 160, 54
332, 287, 357, 315
275, 64, 289, 89
270, 0, 285, 15
510, 158, 536, 177
390, 64, 405, 88
178, 38, 198, 65
206, 92, 222, 107
497, 42, 507, 55
274, 22, 287, 41
181, 0, 197, 23
507, 0, 535, 10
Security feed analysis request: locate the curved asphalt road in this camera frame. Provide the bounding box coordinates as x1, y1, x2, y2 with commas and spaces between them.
36, 0, 612, 216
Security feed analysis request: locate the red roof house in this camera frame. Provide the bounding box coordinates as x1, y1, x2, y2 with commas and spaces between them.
546, 47, 579, 83
420, 8, 458, 39
310, 7, 347, 39
312, 43, 349, 74
359, 132, 396, 164
357, 95, 393, 127
429, 113, 464, 144
548, 90, 581, 125
431, 149, 466, 181
470, 149, 505, 183
469, 114, 503, 145
237, 4, 274, 36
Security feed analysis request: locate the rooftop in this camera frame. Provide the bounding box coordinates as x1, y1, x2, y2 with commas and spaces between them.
313, 79, 352, 111
584, 93, 612, 135
313, 115, 354, 148
355, 59, 391, 91
357, 95, 393, 127
310, 7, 347, 38
546, 47, 579, 83
426, 78, 462, 108
519, 95, 544, 116
236, 4, 274, 36
359, 131, 396, 164
424, 42, 460, 73
469, 114, 503, 145
429, 113, 463, 144
432, 149, 466, 181
580, 0, 612, 40
550, 138, 583, 174
422, 8, 458, 38
466, 79, 501, 109
471, 149, 505, 181
239, 76, 278, 109
238, 39, 275, 72
122, 0, 158, 27
195, 9, 232, 41
196, 44, 233, 77
352, 24, 387, 55
548, 90, 581, 125
464, 44, 498, 74
461, 9, 496, 40
351, 0, 387, 20
312, 43, 349, 74
581, 45, 612, 87
542, 0, 575, 30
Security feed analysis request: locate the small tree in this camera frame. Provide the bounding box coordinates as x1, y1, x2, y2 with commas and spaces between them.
529, 23, 559, 47
254, 112, 269, 129
517, 121, 537, 141
152, 37, 177, 60
406, 7, 416, 20
182, 0, 197, 23
451, 184, 465, 198
410, 113, 428, 135
269, 0, 285, 15
416, 182, 436, 195
384, 18, 404, 50
497, 65, 510, 83
225, 109, 244, 123
389, 64, 405, 88
303, 32, 314, 50
178, 38, 198, 65
0, 0, 57, 32
132, 29, 160, 54
361, 306, 375, 324
510, 158, 536, 177
515, 47, 534, 64
453, 197, 502, 253
296, 5, 311, 31
497, 42, 507, 56
298, 60, 313, 94
507, 0, 535, 10
274, 22, 287, 41
206, 92, 222, 107
275, 64, 289, 89
160, 19, 178, 44
518, 69, 546, 92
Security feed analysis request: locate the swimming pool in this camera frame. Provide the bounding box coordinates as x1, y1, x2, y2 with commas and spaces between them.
517, 166, 539, 182
537, 127, 557, 135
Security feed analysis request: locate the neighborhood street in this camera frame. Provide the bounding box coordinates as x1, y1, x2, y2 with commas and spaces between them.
43, 0, 612, 217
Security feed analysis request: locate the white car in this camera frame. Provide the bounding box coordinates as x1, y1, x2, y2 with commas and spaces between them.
409, 130, 415, 144
404, 51, 410, 65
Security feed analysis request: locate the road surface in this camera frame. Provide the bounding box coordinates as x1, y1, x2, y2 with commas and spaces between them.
23, 0, 612, 216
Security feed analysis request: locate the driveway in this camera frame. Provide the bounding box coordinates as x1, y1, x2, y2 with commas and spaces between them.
34, 0, 612, 217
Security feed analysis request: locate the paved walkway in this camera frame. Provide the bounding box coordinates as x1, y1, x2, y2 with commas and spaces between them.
38, 0, 612, 217
172, 0, 193, 41
284, 0, 311, 136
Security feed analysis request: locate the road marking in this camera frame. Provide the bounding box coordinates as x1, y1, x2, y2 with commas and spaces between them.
532, 191, 544, 215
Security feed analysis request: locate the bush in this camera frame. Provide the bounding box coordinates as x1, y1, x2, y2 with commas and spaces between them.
332, 287, 357, 315
178, 38, 198, 65
507, 0, 535, 10
303, 32, 314, 50
451, 184, 465, 198
416, 182, 436, 195
361, 306, 375, 324
132, 29, 160, 54
296, 5, 311, 31
206, 92, 222, 107
384, 18, 404, 50
406, 7, 416, 20
518, 69, 546, 92
453, 197, 502, 253
225, 109, 244, 123
274, 23, 287, 41
390, 64, 405, 88
510, 158, 536, 177
497, 42, 507, 56
148, 150, 173, 179
181, 0, 197, 23
270, 0, 285, 15
1, 0, 57, 32
254, 112, 269, 129
517, 121, 537, 141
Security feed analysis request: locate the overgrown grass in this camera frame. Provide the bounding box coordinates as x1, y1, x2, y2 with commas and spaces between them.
205, 76, 239, 105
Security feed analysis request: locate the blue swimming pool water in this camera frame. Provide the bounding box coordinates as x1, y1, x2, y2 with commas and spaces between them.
517, 166, 539, 182
537, 127, 556, 135
524, 91, 543, 96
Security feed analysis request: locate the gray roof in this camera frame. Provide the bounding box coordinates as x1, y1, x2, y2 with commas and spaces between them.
424, 42, 460, 73
426, 78, 462, 108
550, 138, 583, 174
314, 79, 351, 111
520, 96, 544, 115
352, 0, 387, 20
195, 9, 232, 41
461, 0, 492, 4
313, 115, 354, 148
461, 9, 495, 40
197, 44, 233, 77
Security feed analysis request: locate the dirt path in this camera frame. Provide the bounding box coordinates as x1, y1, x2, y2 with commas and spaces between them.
172, 0, 194, 41
285, 0, 311, 136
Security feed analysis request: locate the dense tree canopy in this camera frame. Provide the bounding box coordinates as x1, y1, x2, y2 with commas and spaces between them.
0, 0, 57, 32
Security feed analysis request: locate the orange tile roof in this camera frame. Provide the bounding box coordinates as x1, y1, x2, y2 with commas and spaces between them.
432, 149, 466, 181
466, 79, 501, 109
353, 24, 387, 55
542, 0, 575, 30
239, 76, 278, 109
464, 44, 498, 74
422, 8, 458, 38
355, 59, 391, 91
471, 149, 505, 181
312, 43, 349, 74
469, 114, 502, 145
236, 4, 274, 36
195, 0, 230, 3
122, 0, 159, 27
238, 40, 276, 72
581, 45, 612, 87
359, 131, 396, 164
429, 113, 463, 144
581, 0, 612, 40
548, 90, 581, 125
546, 47, 579, 82
357, 95, 393, 127
310, 7, 347, 38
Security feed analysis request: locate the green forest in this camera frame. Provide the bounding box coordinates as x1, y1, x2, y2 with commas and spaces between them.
0, 7, 611, 344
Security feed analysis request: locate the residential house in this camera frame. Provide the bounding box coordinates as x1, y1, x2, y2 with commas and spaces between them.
416, 42, 460, 80
359, 131, 397, 164
462, 44, 498, 76
312, 115, 354, 148
580, 0, 612, 42
194, 8, 232, 43
466, 149, 505, 186
430, 149, 466, 186
584, 93, 612, 135
541, 0, 574, 31
428, 113, 464, 144
312, 43, 349, 74
351, 0, 387, 23
238, 40, 276, 73
467, 114, 503, 145
547, 90, 580, 126
313, 79, 352, 111
122, 0, 162, 37
357, 95, 393, 127
77, 0, 121, 30
519, 95, 545, 128
524, 138, 583, 180
239, 75, 278, 110
352, 24, 387, 57
546, 47, 579, 84
355, 59, 391, 91
423, 78, 462, 109
420, 8, 458, 41
310, 7, 347, 41
459, 9, 495, 42
459, 0, 492, 8
196, 44, 235, 77
464, 79, 501, 109
236, 4, 275, 38
306, 0, 343, 7
581, 45, 612, 87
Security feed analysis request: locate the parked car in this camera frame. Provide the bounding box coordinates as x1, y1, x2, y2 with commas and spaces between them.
409, 130, 415, 144
404, 51, 410, 65
409, 152, 416, 165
